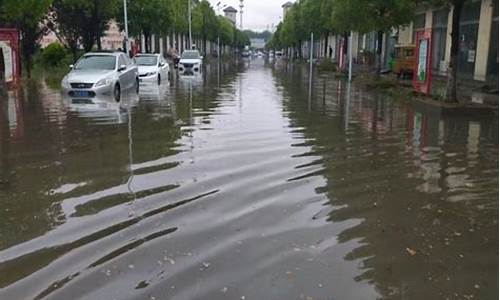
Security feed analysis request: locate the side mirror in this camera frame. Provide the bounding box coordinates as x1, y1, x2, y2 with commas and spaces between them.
200, 56, 204, 60
118, 64, 127, 71
69, 64, 74, 69
159, 62, 165, 67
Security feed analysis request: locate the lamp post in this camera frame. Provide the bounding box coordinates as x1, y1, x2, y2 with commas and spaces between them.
123, 0, 130, 54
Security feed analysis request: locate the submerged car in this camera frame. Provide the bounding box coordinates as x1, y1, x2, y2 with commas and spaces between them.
178, 50, 203, 74
134, 54, 170, 85
61, 52, 139, 102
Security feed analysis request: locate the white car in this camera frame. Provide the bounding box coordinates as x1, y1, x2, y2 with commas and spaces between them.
134, 54, 170, 85
61, 52, 138, 102
178, 50, 203, 74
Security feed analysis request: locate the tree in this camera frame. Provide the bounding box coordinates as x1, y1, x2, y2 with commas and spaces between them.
421, 0, 465, 103
117, 0, 171, 53
1, 0, 52, 78
48, 0, 118, 57
444, 0, 465, 103
217, 16, 234, 48
192, 0, 218, 55
332, 0, 415, 75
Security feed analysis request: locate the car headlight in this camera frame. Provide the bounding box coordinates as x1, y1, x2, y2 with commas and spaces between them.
61, 76, 70, 88
95, 78, 112, 87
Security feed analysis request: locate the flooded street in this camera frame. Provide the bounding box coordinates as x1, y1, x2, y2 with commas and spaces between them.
0, 59, 498, 299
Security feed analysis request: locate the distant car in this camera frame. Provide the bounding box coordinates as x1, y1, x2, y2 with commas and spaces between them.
61, 52, 138, 102
241, 51, 251, 58
134, 54, 170, 85
275, 51, 283, 58
178, 50, 203, 74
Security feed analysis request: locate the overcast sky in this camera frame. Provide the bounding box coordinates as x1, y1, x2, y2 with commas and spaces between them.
207, 0, 287, 32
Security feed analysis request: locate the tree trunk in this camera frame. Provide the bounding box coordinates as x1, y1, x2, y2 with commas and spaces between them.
324, 34, 329, 58
445, 0, 463, 103
97, 32, 102, 50
144, 32, 151, 53
376, 30, 384, 76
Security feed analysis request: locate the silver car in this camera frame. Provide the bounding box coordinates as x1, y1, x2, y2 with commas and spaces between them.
61, 52, 139, 102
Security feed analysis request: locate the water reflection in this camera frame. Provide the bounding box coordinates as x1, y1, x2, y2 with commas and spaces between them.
273, 65, 498, 299
0, 60, 497, 300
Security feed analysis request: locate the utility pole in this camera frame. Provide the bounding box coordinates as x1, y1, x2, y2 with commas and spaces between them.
308, 32, 314, 106
348, 31, 353, 82
123, 0, 130, 54
188, 0, 192, 49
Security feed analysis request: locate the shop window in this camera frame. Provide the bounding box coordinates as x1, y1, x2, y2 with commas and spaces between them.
487, 1, 498, 81
457, 1, 481, 78
432, 8, 449, 73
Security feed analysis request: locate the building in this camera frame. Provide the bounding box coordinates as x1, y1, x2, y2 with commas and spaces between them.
40, 20, 125, 51
282, 2, 294, 18
397, 0, 498, 82
250, 38, 266, 50
224, 6, 238, 26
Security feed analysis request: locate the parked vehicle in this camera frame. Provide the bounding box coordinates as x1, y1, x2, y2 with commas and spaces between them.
275, 51, 283, 58
61, 52, 138, 102
178, 50, 203, 74
393, 44, 415, 78
134, 54, 170, 85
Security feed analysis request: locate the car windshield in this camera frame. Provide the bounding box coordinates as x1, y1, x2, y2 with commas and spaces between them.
135, 56, 158, 66
75, 55, 116, 70
182, 51, 200, 59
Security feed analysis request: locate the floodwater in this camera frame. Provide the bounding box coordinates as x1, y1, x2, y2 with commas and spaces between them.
0, 59, 498, 300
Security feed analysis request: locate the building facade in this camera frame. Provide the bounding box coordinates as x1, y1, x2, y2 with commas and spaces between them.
223, 6, 238, 26
40, 20, 125, 51
397, 0, 497, 82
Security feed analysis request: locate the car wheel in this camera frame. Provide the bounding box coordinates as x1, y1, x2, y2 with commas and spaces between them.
157, 74, 161, 86
114, 84, 121, 102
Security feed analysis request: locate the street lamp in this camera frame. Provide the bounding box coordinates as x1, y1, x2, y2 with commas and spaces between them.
123, 0, 130, 54
239, 0, 244, 30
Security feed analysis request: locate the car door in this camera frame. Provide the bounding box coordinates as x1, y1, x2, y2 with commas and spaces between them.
124, 54, 135, 89
118, 54, 129, 88
159, 57, 168, 79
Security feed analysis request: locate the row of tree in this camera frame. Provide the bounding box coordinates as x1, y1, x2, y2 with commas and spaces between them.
268, 0, 469, 103
0, 0, 250, 77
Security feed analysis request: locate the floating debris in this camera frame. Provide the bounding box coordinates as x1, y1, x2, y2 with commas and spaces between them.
406, 248, 417, 256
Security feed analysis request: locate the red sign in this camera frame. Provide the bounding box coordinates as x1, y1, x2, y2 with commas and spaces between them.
413, 30, 432, 95
0, 28, 21, 88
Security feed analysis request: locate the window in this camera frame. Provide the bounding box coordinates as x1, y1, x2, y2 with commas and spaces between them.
118, 55, 127, 67
75, 55, 116, 70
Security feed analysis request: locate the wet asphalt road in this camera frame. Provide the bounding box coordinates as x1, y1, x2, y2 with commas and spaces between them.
0, 58, 498, 300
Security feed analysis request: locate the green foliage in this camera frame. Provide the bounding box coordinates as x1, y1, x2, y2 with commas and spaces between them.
192, 0, 218, 51
117, 0, 170, 37
331, 0, 415, 34
0, 0, 53, 77
218, 16, 234, 45
41, 42, 67, 66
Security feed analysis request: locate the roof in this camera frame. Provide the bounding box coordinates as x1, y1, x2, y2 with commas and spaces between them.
223, 6, 238, 13
282, 1, 293, 8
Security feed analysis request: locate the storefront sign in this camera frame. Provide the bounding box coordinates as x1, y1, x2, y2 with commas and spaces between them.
413, 30, 432, 95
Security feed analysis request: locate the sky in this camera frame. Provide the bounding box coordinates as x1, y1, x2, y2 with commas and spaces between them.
207, 0, 287, 32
